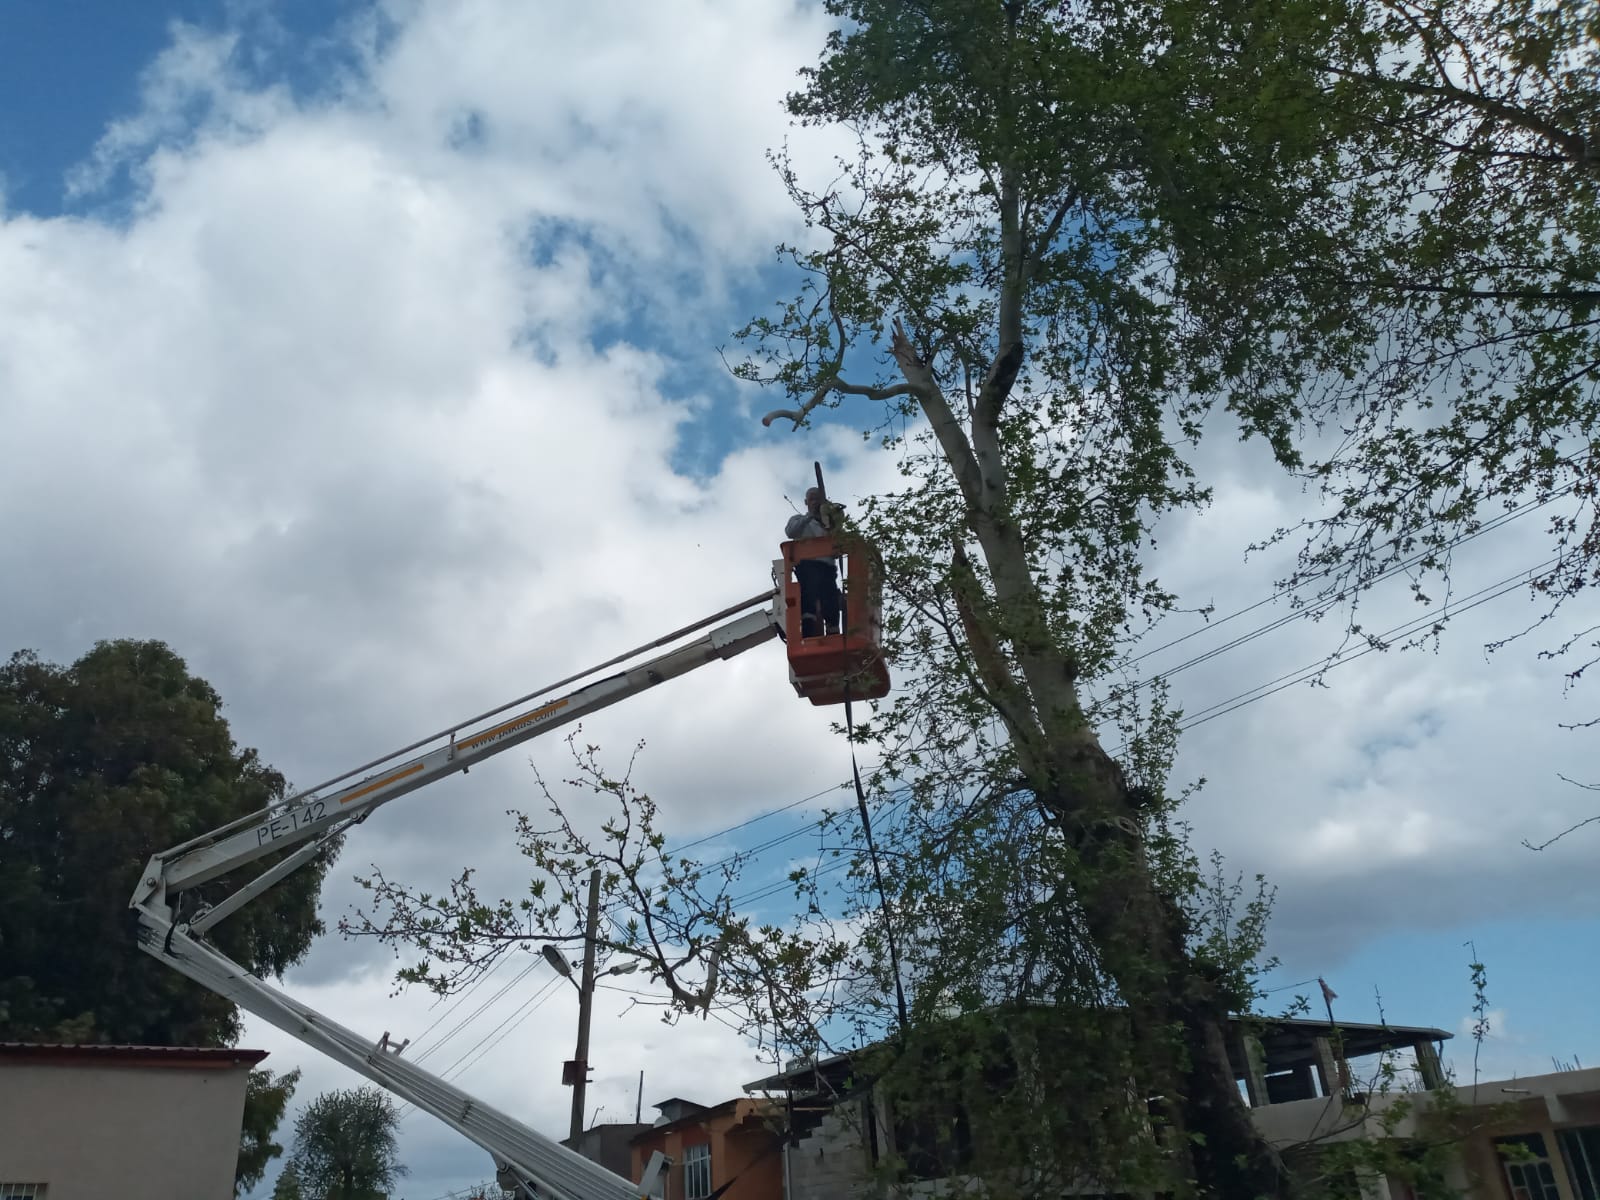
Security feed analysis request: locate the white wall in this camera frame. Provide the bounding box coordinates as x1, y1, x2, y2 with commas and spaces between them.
0, 1057, 254, 1200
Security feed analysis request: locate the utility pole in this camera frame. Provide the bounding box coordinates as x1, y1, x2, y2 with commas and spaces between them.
569, 867, 601, 1143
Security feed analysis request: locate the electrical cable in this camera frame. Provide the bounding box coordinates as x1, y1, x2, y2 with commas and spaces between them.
1124, 468, 1583, 672
397, 974, 564, 1121
726, 560, 1552, 912
439, 974, 564, 1082
406, 952, 515, 1051
715, 486, 1577, 882
563, 545, 1540, 1021
1174, 557, 1553, 734
1263, 977, 1319, 995
410, 957, 545, 1065
839, 600, 908, 1031
666, 475, 1580, 882
669, 782, 845, 855
392, 487, 1580, 1111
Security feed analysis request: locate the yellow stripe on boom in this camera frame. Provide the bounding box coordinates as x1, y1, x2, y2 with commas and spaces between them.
339, 762, 426, 805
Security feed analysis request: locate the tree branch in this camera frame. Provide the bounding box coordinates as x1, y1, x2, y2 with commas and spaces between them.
890, 318, 984, 501
1521, 774, 1600, 849
1318, 61, 1593, 166
975, 164, 1026, 432
1023, 192, 1079, 289
949, 540, 1045, 764
1341, 278, 1600, 303
762, 379, 918, 429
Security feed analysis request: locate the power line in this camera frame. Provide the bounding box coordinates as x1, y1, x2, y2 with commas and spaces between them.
1176, 557, 1551, 733
673, 481, 1576, 885
1125, 473, 1579, 673
406, 952, 516, 1054
386, 495, 1574, 1095
485, 554, 1540, 1021
396, 793, 913, 1071
1263, 977, 1319, 995
437, 974, 564, 1082
397, 974, 564, 1122
449, 976, 560, 1070
411, 957, 544, 1066
722, 560, 1552, 913
598, 558, 1543, 1027
404, 789, 850, 1061
670, 782, 845, 855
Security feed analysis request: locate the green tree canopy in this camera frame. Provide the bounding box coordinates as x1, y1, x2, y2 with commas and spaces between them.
271, 1162, 306, 1200
0, 639, 334, 1043
239, 1067, 302, 1196
287, 1087, 407, 1200
0, 639, 334, 1193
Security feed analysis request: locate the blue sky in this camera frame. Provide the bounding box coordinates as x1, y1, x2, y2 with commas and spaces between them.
2, 3, 1596, 1197
1, 3, 192, 213
0, 1, 356, 214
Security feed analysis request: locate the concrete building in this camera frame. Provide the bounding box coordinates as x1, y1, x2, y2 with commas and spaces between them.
1255, 1064, 1600, 1200
738, 1013, 1600, 1200
741, 1013, 1452, 1199
562, 1120, 652, 1181
0, 1041, 266, 1200
628, 1096, 784, 1200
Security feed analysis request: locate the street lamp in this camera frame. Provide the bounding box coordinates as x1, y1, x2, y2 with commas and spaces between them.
542, 943, 637, 987
541, 944, 575, 982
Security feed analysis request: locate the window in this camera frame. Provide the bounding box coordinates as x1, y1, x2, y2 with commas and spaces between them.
682, 1143, 711, 1200
1560, 1126, 1600, 1200
0, 1186, 46, 1200
1496, 1134, 1563, 1200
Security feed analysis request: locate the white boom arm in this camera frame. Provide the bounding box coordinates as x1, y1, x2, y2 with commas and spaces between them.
130, 594, 782, 1200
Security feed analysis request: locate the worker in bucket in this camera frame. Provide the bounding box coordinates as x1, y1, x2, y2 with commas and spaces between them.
786, 486, 845, 637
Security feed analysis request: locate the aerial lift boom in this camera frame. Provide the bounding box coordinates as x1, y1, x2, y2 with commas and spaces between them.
130, 593, 784, 1200
131, 520, 895, 1200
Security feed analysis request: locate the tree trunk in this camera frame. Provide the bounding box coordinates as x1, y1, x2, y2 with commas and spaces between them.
1063, 781, 1293, 1200
890, 318, 1292, 1198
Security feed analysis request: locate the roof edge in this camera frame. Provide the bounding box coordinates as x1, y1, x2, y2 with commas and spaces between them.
0, 1042, 269, 1068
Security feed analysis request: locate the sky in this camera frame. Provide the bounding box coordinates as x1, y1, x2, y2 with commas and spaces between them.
1, 2, 1596, 1197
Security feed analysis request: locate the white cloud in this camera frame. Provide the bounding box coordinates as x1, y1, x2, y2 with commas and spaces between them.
5, 1, 1596, 1191
3, 3, 861, 1189
65, 22, 291, 200
1155, 477, 1600, 966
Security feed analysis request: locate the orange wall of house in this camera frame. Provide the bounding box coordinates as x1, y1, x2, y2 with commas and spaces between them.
715, 1126, 781, 1198
630, 1113, 782, 1200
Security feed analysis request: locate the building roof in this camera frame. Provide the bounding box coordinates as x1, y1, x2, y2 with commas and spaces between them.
652, 1096, 706, 1112
0, 1042, 269, 1069
744, 1050, 857, 1095
1244, 1016, 1452, 1075
633, 1097, 779, 1141
742, 1013, 1454, 1093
